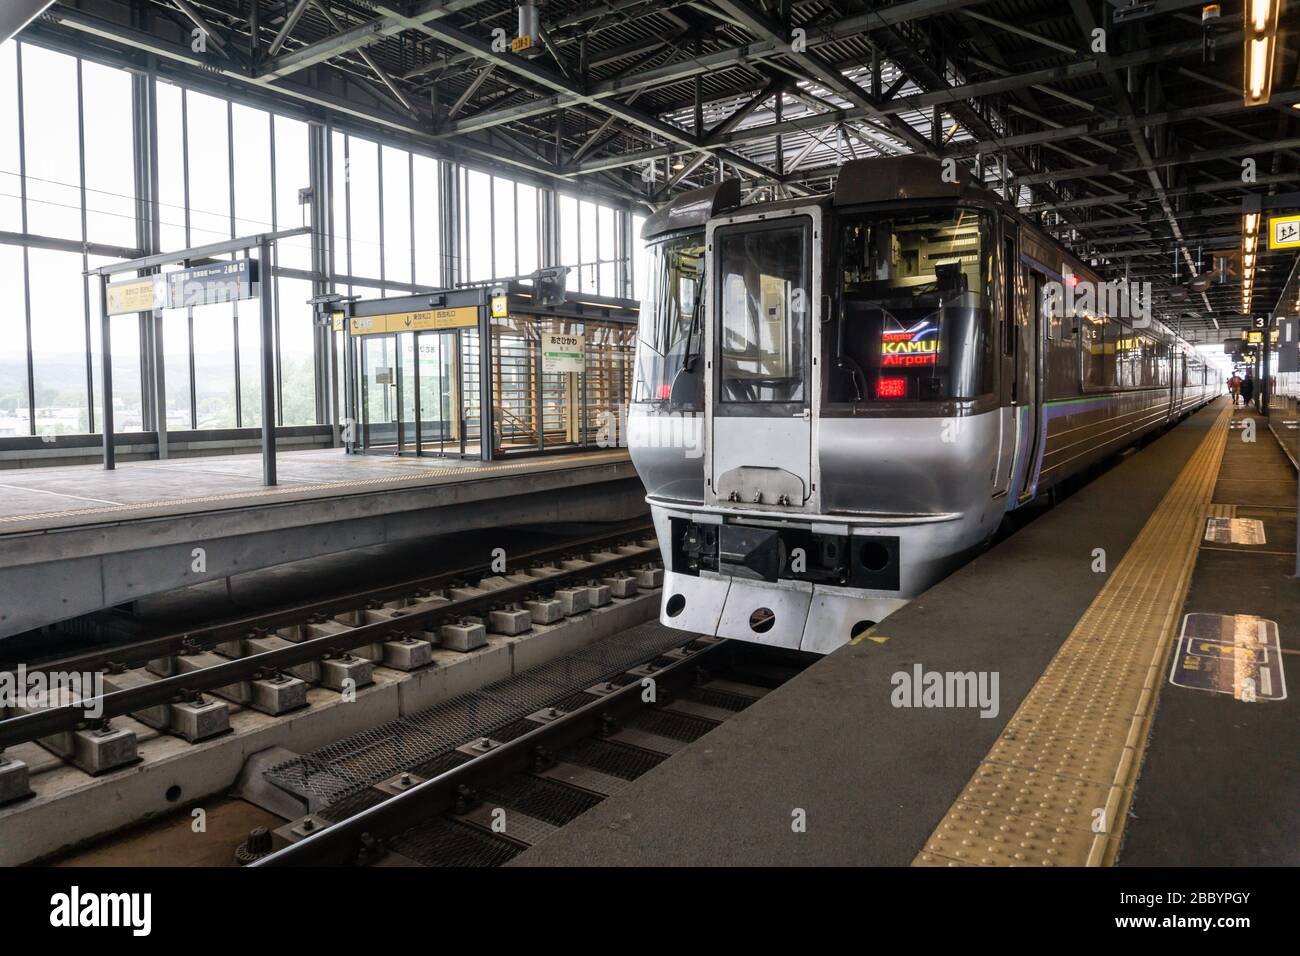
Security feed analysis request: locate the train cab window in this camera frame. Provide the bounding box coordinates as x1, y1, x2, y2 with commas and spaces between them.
829, 207, 995, 404
715, 221, 809, 404
633, 233, 705, 407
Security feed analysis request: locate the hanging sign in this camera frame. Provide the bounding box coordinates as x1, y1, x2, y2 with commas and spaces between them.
166, 260, 257, 308
348, 306, 479, 335
105, 277, 162, 315
542, 332, 584, 373
1268, 214, 1300, 251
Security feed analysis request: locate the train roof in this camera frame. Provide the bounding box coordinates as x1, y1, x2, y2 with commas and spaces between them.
641, 180, 742, 241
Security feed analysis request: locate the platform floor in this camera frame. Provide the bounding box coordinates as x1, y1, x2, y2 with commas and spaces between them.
513, 399, 1298, 867
0, 447, 631, 536
0, 446, 642, 640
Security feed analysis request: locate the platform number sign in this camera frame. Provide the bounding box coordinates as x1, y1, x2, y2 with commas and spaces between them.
1268, 214, 1300, 251
1252, 315, 1268, 329
542, 333, 584, 373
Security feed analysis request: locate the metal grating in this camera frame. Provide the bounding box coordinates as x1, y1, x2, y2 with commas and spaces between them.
559, 737, 665, 781
264, 623, 690, 809
387, 817, 523, 868
479, 774, 603, 826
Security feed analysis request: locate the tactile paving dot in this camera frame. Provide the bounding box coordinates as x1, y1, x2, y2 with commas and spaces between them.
913, 404, 1231, 867
913, 806, 1096, 867
956, 762, 1112, 830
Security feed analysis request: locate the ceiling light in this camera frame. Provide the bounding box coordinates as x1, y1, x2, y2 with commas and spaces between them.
1244, 0, 1279, 107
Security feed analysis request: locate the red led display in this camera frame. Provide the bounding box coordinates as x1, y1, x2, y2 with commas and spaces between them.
876, 376, 907, 399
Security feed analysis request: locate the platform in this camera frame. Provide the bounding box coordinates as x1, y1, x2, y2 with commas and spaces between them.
0, 448, 645, 640
513, 399, 1298, 867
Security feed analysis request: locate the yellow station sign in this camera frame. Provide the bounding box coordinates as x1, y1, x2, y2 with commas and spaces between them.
106, 277, 160, 315
347, 306, 479, 336
1268, 214, 1300, 251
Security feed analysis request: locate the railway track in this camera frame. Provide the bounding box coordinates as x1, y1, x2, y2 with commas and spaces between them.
0, 521, 660, 797
251, 629, 808, 866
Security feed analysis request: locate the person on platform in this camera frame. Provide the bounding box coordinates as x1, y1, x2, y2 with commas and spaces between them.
1229, 373, 1242, 406
1240, 370, 1255, 409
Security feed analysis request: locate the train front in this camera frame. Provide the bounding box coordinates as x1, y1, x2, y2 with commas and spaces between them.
636, 160, 1015, 654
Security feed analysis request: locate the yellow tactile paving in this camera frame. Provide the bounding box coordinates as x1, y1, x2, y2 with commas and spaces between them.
915, 404, 1232, 867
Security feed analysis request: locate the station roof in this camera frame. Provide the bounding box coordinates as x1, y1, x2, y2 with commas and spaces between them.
25, 0, 1300, 341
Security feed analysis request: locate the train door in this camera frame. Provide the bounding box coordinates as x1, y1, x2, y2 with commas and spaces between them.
1018, 269, 1045, 503
993, 221, 1018, 497
705, 213, 817, 512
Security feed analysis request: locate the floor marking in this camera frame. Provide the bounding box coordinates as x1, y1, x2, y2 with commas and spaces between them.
0, 482, 122, 506
914, 403, 1232, 868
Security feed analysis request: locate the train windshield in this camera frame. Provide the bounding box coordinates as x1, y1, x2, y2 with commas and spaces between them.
831, 207, 996, 404
715, 220, 809, 404
633, 233, 705, 406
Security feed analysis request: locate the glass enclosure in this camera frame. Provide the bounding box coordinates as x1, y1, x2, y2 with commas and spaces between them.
830, 206, 996, 404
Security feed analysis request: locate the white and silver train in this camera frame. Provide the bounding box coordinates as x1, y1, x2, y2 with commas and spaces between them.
629, 157, 1217, 654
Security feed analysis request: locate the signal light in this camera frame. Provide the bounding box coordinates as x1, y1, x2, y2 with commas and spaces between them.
657, 383, 672, 400
876, 376, 906, 399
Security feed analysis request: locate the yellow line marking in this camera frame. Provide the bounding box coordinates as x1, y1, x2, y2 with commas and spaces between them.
914, 404, 1232, 867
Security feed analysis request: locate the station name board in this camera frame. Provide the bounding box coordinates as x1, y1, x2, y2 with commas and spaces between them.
347, 306, 479, 335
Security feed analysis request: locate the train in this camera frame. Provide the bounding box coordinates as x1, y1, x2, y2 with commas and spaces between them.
628, 157, 1217, 654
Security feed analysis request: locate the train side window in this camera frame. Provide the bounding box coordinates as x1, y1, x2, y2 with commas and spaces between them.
1002, 233, 1016, 357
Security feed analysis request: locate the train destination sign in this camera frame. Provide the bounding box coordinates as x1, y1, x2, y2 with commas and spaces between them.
1169, 613, 1287, 701
167, 260, 258, 309
348, 306, 478, 335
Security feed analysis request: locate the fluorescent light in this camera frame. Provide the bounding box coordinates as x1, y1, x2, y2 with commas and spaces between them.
1251, 0, 1272, 32
1244, 0, 1278, 106
1245, 213, 1260, 234
1249, 39, 1270, 99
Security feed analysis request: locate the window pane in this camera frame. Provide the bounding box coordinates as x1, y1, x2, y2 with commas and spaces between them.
185, 90, 232, 244
492, 177, 515, 279
192, 298, 237, 428
108, 312, 144, 433
381, 146, 411, 285
413, 154, 440, 286
81, 60, 135, 247
27, 248, 89, 435
556, 195, 577, 267
277, 276, 316, 425
632, 214, 648, 303
466, 170, 491, 282
597, 205, 616, 295
161, 293, 193, 430
22, 44, 81, 241
0, 243, 29, 435
232, 104, 272, 237
274, 115, 311, 270
517, 183, 538, 276
0, 42, 20, 232
579, 201, 598, 294
348, 137, 381, 280
236, 298, 261, 428
331, 131, 348, 277
86, 254, 117, 435
156, 81, 187, 252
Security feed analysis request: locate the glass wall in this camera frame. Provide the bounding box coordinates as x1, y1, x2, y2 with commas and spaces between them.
557, 193, 625, 296
0, 36, 638, 445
